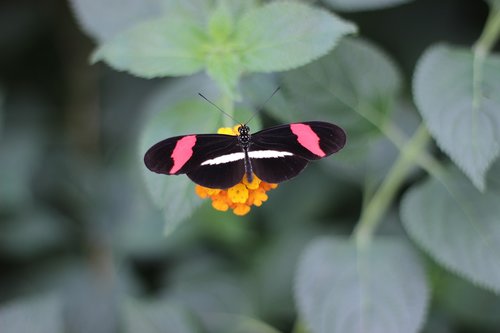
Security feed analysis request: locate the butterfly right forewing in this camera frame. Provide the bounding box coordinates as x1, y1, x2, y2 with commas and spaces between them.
248, 121, 346, 183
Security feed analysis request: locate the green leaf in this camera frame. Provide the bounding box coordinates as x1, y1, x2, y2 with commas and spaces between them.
123, 299, 200, 333
280, 38, 402, 178
237, 1, 357, 72
241, 71, 410, 186
0, 295, 63, 333
401, 163, 500, 292
205, 50, 243, 99
199, 0, 259, 99
93, 17, 207, 77
208, 1, 234, 42
68, 0, 164, 41
323, 0, 414, 12
295, 236, 428, 333
92, 1, 353, 98
413, 44, 500, 191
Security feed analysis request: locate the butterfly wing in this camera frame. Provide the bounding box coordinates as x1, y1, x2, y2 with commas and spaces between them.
249, 152, 309, 184
249, 121, 346, 183
144, 134, 245, 189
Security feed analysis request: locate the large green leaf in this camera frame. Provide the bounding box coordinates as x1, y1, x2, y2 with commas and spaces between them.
401, 163, 500, 292
0, 295, 63, 333
93, 16, 207, 77
194, 0, 259, 98
282, 37, 401, 140
69, 0, 164, 41
280, 38, 403, 180
295, 236, 428, 333
93, 1, 355, 97
71, 0, 257, 42
242, 72, 417, 186
237, 1, 356, 72
413, 44, 500, 191
323, 0, 414, 12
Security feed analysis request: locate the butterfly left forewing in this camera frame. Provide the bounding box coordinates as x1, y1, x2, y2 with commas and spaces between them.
144, 134, 246, 188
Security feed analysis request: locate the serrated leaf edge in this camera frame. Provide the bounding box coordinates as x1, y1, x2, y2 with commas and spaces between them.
412, 43, 500, 192
401, 178, 500, 294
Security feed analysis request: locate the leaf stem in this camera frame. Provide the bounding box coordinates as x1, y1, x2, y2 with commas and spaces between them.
473, 2, 500, 56
354, 124, 431, 249
471, 4, 500, 153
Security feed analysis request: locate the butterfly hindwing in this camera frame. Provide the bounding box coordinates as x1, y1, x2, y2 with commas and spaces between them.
187, 159, 245, 189
250, 153, 309, 184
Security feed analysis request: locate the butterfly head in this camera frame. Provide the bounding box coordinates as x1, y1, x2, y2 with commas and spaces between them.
238, 124, 250, 135
237, 124, 251, 146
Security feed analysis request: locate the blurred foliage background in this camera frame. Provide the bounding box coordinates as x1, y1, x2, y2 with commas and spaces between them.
1, 1, 499, 333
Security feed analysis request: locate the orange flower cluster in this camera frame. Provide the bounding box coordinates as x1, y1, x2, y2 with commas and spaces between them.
194, 125, 278, 216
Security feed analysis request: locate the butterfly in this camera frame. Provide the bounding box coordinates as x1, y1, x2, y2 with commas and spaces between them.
144, 121, 346, 189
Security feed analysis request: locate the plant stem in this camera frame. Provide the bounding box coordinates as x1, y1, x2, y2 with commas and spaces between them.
471, 4, 500, 133
473, 3, 500, 56
353, 124, 431, 249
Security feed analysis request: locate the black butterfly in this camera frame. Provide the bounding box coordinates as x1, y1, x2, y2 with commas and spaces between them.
144, 121, 346, 189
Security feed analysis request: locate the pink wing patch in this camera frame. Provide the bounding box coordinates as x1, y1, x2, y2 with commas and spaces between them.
290, 123, 326, 157
169, 135, 197, 174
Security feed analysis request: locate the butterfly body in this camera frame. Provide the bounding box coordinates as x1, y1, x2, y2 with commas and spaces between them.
144, 121, 346, 189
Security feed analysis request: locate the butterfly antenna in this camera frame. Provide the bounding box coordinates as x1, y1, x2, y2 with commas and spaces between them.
198, 93, 240, 124
245, 86, 281, 125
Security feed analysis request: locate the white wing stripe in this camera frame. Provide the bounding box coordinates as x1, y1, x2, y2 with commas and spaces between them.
249, 150, 294, 159
201, 152, 245, 166
201, 150, 293, 166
